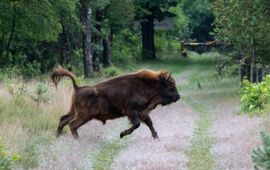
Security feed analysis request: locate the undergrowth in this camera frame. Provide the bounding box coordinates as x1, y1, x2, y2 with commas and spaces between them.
240, 76, 270, 115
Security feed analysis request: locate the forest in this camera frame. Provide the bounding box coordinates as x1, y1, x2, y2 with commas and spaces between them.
1, 0, 269, 79
1, 0, 270, 170
0, 0, 218, 78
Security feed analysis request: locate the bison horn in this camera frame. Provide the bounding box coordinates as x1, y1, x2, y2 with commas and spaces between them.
167, 73, 172, 80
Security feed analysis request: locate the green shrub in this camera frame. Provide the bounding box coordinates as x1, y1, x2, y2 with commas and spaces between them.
240, 75, 270, 114
0, 67, 21, 82
6, 83, 16, 95
0, 61, 41, 80
111, 29, 140, 65
252, 131, 270, 170
226, 64, 239, 76
103, 66, 122, 77
0, 144, 20, 170
112, 47, 133, 65
72, 48, 84, 75
22, 61, 41, 78
215, 52, 239, 76
155, 30, 180, 58
30, 83, 49, 106
5, 82, 26, 96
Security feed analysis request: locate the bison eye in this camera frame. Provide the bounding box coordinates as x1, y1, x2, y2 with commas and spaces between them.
167, 85, 174, 90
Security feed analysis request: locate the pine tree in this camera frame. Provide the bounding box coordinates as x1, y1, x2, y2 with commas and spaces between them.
252, 131, 270, 170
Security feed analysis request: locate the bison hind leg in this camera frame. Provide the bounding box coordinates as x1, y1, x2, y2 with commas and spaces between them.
56, 112, 74, 137
68, 117, 89, 139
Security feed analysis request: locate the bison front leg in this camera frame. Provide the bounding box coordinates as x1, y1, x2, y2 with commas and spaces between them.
142, 116, 158, 139
120, 112, 140, 139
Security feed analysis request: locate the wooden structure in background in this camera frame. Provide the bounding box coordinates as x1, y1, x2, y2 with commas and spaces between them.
181, 40, 269, 82
180, 40, 222, 57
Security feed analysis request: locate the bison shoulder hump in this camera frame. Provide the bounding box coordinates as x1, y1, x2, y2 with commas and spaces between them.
137, 69, 162, 80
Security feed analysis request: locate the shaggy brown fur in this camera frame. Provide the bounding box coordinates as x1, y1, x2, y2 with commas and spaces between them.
52, 65, 180, 139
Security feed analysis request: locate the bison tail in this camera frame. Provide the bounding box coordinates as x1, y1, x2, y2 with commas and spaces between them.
51, 64, 79, 89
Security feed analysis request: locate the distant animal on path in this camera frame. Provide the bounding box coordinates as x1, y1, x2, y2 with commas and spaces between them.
51, 65, 180, 139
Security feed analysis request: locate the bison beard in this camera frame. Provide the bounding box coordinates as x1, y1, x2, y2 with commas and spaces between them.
52, 65, 180, 139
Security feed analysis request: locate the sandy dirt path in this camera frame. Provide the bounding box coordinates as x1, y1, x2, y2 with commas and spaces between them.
111, 101, 196, 170
209, 100, 263, 170
35, 117, 128, 170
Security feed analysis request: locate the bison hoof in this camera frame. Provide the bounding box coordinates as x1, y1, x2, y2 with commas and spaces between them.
73, 134, 79, 139
56, 128, 62, 137
71, 133, 79, 139
56, 131, 62, 137
73, 136, 79, 139
120, 132, 125, 139
152, 133, 159, 139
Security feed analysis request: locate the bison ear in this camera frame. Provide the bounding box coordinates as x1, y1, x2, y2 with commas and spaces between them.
159, 75, 166, 82
159, 71, 168, 82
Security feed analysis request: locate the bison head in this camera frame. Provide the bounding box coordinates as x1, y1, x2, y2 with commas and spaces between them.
158, 72, 180, 106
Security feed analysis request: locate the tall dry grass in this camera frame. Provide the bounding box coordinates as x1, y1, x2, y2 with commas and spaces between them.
0, 78, 74, 169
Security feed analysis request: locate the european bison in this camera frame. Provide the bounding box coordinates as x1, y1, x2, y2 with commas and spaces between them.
52, 65, 180, 139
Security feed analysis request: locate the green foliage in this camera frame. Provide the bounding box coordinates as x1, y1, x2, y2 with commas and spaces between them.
252, 131, 270, 170
111, 46, 133, 65
31, 83, 49, 107
35, 83, 48, 96
0, 144, 20, 170
182, 0, 215, 41
240, 76, 270, 114
103, 66, 122, 77
0, 67, 21, 82
134, 0, 178, 59
155, 31, 180, 58
21, 61, 41, 78
0, 61, 41, 79
6, 81, 49, 106
0, 0, 80, 73
215, 52, 239, 76
134, 0, 178, 20
111, 29, 140, 65
213, 0, 270, 64
71, 48, 84, 75
169, 3, 189, 40
6, 82, 26, 96
0, 0, 61, 42
106, 0, 134, 33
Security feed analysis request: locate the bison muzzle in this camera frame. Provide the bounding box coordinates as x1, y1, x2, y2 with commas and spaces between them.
52, 65, 180, 139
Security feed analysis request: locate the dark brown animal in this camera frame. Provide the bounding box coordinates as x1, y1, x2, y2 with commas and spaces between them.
52, 65, 180, 139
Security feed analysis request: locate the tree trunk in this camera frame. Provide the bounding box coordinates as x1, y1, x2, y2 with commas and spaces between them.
92, 10, 102, 71
60, 15, 72, 67
251, 37, 256, 82
80, 0, 93, 77
141, 15, 155, 59
1, 6, 16, 65
0, 33, 6, 59
103, 37, 111, 67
